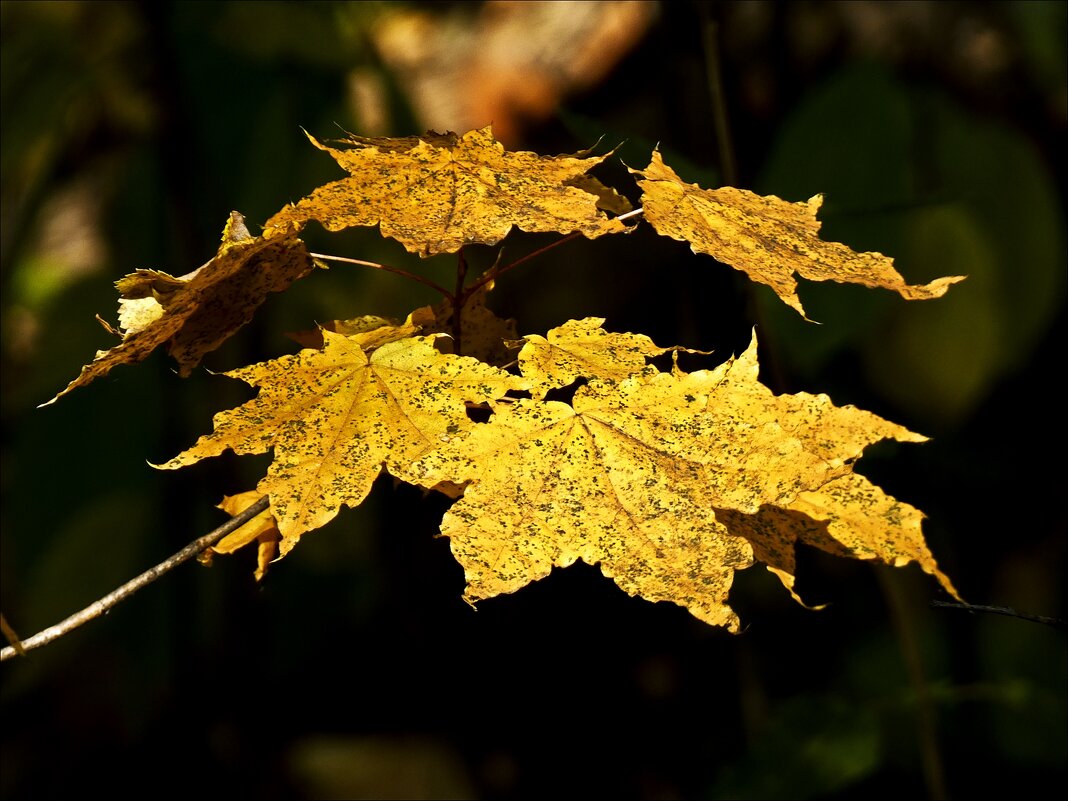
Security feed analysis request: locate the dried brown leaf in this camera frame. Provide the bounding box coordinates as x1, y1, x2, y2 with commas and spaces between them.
43, 212, 314, 406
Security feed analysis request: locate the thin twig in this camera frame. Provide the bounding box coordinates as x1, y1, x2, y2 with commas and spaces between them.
931, 600, 1067, 631
310, 252, 451, 297
0, 495, 271, 662
467, 232, 578, 295
465, 207, 645, 297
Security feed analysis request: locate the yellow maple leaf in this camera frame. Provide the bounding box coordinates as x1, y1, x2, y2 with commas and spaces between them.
406, 321, 953, 630
513, 316, 671, 399
408, 393, 755, 631
264, 126, 629, 257
632, 151, 965, 318
42, 212, 314, 406
692, 330, 928, 467
204, 490, 281, 582
626, 332, 957, 603
158, 310, 523, 554
718, 472, 959, 609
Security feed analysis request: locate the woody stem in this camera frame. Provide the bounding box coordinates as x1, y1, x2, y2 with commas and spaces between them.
0, 496, 271, 661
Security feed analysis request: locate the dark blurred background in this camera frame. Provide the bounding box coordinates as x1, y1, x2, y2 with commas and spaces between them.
2, 2, 1064, 798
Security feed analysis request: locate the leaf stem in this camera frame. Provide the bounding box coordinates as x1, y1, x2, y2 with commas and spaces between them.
466, 207, 645, 297
310, 252, 452, 297
475, 231, 577, 291
0, 495, 271, 662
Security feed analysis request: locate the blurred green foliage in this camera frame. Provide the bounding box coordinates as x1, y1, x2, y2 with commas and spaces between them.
756, 63, 1065, 425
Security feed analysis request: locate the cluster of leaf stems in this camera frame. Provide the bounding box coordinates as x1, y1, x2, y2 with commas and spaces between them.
309, 206, 646, 356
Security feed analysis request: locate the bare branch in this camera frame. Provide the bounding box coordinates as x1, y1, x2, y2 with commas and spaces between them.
1, 495, 271, 662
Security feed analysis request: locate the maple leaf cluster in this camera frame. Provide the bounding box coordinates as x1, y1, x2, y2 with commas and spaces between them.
45, 126, 963, 630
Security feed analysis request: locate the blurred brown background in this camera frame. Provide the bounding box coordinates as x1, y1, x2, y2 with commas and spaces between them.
2, 2, 1064, 798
